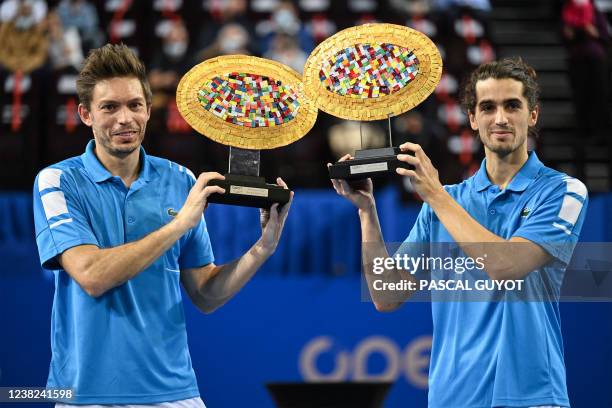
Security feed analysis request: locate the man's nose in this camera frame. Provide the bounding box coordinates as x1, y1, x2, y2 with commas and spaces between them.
495, 108, 508, 125
116, 106, 132, 124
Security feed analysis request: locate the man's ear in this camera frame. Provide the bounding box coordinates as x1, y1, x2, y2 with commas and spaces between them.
529, 105, 539, 127
78, 104, 93, 127
468, 111, 478, 131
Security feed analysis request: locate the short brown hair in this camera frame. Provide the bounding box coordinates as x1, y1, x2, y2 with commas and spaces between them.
460, 57, 540, 115
76, 43, 152, 110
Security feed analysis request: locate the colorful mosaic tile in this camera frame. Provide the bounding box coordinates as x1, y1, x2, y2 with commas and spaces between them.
319, 43, 419, 98
198, 73, 300, 128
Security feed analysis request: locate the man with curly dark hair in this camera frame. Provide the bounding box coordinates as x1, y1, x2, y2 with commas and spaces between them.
332, 58, 588, 408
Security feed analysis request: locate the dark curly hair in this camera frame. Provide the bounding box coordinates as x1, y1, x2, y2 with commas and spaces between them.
460, 57, 540, 115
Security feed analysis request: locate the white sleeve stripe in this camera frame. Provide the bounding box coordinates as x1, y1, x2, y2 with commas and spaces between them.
38, 168, 63, 191
41, 191, 69, 219
186, 168, 196, 180
552, 222, 572, 235
49, 218, 73, 229
563, 177, 587, 199
558, 195, 582, 226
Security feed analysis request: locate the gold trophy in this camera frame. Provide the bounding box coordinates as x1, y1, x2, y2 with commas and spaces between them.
303, 23, 442, 180
177, 55, 318, 208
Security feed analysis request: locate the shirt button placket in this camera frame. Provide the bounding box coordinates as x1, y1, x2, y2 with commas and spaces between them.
125, 195, 135, 231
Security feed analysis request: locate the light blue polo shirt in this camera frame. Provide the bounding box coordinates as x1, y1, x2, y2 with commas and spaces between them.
33, 140, 214, 404
404, 152, 587, 408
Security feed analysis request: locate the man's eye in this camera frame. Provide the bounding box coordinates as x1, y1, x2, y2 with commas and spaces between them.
507, 102, 520, 110
481, 105, 493, 112
101, 105, 115, 111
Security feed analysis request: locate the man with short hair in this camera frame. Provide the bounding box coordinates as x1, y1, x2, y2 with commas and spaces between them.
33, 43, 292, 407
331, 58, 587, 407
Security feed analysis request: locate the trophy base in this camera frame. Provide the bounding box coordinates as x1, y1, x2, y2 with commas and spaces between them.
207, 174, 291, 208
328, 147, 406, 180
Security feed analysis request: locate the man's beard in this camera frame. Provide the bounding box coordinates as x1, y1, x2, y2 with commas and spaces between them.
108, 143, 139, 158
96, 126, 144, 158
481, 132, 524, 157
484, 141, 517, 157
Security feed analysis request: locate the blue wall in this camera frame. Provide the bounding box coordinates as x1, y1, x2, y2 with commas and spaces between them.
1, 189, 611, 407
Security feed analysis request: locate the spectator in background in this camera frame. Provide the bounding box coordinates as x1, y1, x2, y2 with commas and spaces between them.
264, 33, 307, 73
197, 22, 252, 60
432, 0, 491, 40
389, 0, 433, 16
305, 12, 337, 45
432, 0, 491, 13
0, 0, 48, 73
55, 0, 103, 53
46, 10, 83, 70
195, 0, 257, 59
149, 19, 192, 98
258, 0, 314, 56
562, 0, 610, 145
397, 0, 440, 39
0, 0, 46, 28
147, 19, 194, 136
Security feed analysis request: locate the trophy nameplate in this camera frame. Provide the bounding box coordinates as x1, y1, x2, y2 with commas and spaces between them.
206, 147, 290, 208
328, 147, 405, 180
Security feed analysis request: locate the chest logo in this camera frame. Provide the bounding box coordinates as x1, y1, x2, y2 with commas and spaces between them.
520, 207, 531, 217
167, 208, 178, 217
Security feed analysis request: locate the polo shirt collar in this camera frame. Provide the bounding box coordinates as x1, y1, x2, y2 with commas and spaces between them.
81, 139, 158, 184
506, 151, 543, 192
474, 158, 493, 192
474, 151, 543, 192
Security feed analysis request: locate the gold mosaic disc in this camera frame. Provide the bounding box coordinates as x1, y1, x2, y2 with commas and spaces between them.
303, 23, 442, 121
177, 55, 318, 149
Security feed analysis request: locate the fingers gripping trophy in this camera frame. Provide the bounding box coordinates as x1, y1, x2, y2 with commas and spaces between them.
176, 55, 318, 208
303, 23, 443, 180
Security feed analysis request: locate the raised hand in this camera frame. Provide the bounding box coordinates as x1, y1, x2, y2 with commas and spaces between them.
328, 154, 375, 211
258, 177, 293, 255
176, 172, 226, 230
396, 142, 444, 203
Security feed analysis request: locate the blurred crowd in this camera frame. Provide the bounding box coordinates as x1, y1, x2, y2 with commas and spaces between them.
561, 0, 610, 145
0, 0, 609, 199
